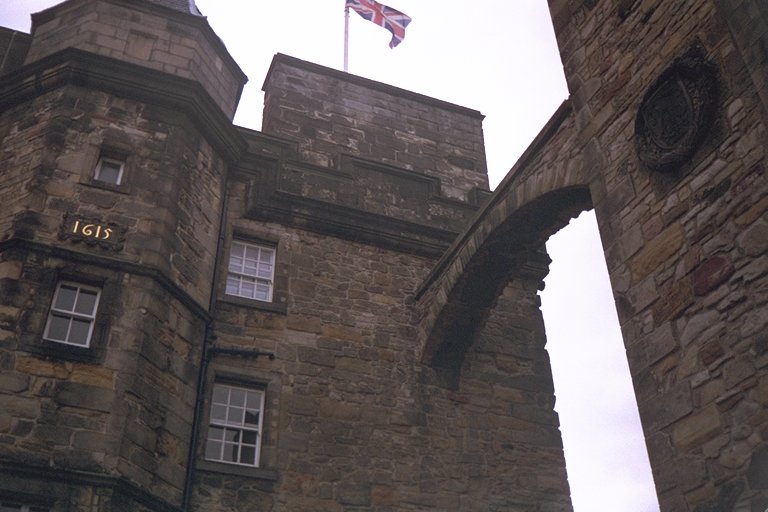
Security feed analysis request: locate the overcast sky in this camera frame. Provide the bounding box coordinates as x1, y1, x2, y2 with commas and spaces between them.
1, 1, 659, 510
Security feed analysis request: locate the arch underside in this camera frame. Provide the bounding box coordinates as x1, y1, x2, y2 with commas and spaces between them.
423, 186, 593, 382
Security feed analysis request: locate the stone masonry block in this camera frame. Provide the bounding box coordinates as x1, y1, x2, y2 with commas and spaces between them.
630, 223, 685, 283
54, 381, 114, 412
672, 404, 723, 453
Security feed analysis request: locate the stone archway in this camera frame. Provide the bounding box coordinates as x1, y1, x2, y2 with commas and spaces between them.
415, 102, 594, 378
416, 1, 768, 508
419, 185, 591, 377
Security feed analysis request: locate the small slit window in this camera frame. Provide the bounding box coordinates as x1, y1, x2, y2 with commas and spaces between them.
94, 156, 124, 185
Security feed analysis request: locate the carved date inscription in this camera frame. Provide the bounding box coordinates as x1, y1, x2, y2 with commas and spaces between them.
71, 219, 114, 240
59, 214, 125, 251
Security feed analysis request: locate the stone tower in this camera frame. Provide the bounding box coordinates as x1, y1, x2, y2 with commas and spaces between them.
0, 0, 245, 509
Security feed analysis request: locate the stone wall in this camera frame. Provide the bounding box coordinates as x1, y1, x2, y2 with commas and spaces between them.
24, 0, 246, 119
414, 0, 767, 510
0, 30, 230, 508
0, 81, 224, 308
195, 207, 569, 511
548, 1, 768, 510
262, 54, 490, 202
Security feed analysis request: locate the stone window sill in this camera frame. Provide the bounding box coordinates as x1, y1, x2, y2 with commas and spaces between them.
81, 178, 131, 195
196, 459, 279, 482
217, 295, 287, 314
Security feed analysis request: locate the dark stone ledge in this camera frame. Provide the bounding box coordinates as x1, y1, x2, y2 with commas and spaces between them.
0, 238, 211, 324
0, 462, 182, 512
0, 47, 246, 163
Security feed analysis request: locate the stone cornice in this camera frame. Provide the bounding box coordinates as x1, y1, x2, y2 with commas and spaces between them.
0, 462, 181, 512
249, 190, 458, 257
0, 238, 212, 324
263, 53, 485, 120
0, 47, 246, 163
30, 0, 247, 89
237, 154, 483, 258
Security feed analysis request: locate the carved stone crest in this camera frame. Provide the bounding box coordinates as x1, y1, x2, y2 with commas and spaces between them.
635, 46, 719, 172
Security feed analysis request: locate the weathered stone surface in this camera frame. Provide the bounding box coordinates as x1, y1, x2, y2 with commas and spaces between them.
692, 255, 735, 296
629, 223, 684, 283
747, 445, 768, 489
672, 405, 723, 453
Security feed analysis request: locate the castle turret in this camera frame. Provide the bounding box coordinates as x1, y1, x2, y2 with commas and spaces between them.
0, 1, 245, 509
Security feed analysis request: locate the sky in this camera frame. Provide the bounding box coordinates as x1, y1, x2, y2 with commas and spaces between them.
1, 1, 658, 510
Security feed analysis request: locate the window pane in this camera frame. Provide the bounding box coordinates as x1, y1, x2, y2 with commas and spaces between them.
240, 279, 255, 298
222, 442, 238, 462
229, 388, 246, 407
244, 410, 260, 426
223, 428, 239, 443
229, 254, 244, 273
231, 243, 245, 258
207, 426, 225, 442
227, 406, 244, 425
245, 390, 261, 409
210, 404, 227, 422
212, 385, 228, 404
257, 264, 272, 279
225, 276, 241, 296
244, 245, 260, 262
229, 244, 245, 273
243, 259, 258, 276
205, 440, 222, 460
54, 285, 77, 311
46, 314, 71, 341
255, 283, 270, 301
74, 289, 98, 315
97, 161, 122, 184
240, 445, 256, 464
68, 318, 92, 346
242, 430, 258, 445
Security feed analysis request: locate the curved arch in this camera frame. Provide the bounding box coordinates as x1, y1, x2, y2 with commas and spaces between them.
415, 102, 596, 378
420, 186, 592, 374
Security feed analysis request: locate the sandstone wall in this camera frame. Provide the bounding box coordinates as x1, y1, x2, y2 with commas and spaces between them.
24, 0, 246, 119
547, 0, 768, 510
195, 206, 569, 511
262, 54, 489, 202
0, 53, 228, 510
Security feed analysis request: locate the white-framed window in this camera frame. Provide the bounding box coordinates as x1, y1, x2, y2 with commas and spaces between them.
0, 501, 49, 512
93, 156, 124, 185
205, 383, 265, 467
43, 281, 101, 347
226, 240, 275, 302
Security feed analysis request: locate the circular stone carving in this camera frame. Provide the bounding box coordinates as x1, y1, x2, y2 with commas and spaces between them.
634, 47, 719, 172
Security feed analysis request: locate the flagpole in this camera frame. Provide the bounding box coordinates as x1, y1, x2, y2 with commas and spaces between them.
344, 4, 350, 72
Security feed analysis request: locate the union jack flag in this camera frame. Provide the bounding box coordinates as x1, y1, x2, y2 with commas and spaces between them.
346, 0, 412, 48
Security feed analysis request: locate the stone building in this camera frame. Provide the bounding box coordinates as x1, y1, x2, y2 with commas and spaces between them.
0, 0, 765, 511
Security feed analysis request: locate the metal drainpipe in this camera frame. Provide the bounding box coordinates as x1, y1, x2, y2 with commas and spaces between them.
181, 180, 229, 511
